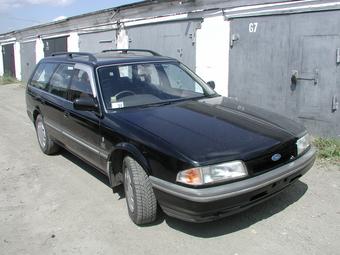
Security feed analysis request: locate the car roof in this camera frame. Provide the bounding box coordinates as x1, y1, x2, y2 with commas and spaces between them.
41, 50, 177, 67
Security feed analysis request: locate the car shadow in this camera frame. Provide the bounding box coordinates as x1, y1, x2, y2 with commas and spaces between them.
60, 150, 126, 198
60, 149, 308, 237
163, 180, 308, 238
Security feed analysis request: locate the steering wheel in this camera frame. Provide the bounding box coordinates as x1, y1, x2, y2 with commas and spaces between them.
114, 90, 136, 100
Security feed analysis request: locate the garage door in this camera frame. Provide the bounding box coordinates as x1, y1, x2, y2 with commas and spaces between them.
127, 20, 202, 70
79, 30, 116, 53
2, 44, 15, 77
20, 41, 36, 82
43, 36, 68, 57
229, 11, 340, 137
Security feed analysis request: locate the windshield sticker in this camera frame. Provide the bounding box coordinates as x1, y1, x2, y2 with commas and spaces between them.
111, 102, 124, 109
111, 96, 117, 103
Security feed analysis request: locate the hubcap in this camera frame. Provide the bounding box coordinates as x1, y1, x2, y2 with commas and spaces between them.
37, 120, 47, 148
124, 166, 135, 213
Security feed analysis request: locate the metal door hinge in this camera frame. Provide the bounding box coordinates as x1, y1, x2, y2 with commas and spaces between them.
230, 33, 240, 48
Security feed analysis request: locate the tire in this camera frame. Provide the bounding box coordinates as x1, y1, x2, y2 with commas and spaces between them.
123, 156, 157, 225
35, 114, 60, 155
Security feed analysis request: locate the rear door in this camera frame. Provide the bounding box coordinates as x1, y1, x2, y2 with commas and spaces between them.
42, 63, 74, 144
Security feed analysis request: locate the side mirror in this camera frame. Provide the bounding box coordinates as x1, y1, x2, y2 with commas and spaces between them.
207, 81, 215, 89
73, 96, 98, 112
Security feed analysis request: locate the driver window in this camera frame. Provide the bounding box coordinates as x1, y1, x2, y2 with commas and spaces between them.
69, 68, 93, 101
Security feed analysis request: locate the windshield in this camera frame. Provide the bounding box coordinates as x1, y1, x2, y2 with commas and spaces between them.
97, 62, 216, 109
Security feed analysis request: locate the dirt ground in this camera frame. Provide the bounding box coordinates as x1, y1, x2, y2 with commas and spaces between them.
0, 84, 339, 255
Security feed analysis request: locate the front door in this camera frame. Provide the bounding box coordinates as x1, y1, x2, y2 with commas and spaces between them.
62, 64, 104, 171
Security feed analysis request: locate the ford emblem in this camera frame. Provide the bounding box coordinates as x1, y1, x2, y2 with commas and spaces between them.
271, 153, 282, 161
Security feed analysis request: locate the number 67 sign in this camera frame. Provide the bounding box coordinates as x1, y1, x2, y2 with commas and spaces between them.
249, 22, 258, 33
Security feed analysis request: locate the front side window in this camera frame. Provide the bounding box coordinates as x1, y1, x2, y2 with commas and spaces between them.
69, 68, 93, 101
98, 62, 215, 109
49, 64, 74, 99
163, 64, 203, 93
30, 63, 58, 91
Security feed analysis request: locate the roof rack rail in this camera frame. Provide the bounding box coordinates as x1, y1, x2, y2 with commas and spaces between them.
101, 49, 162, 56
51, 52, 97, 62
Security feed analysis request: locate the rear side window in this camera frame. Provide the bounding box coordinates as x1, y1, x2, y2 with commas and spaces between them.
30, 63, 58, 91
49, 64, 74, 99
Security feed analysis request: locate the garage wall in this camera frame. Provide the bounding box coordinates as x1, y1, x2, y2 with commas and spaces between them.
127, 20, 202, 70
20, 41, 36, 82
79, 30, 116, 53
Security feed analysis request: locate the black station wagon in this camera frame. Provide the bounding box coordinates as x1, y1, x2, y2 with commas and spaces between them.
26, 49, 316, 225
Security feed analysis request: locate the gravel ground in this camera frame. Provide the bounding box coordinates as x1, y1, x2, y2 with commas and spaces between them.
0, 84, 339, 255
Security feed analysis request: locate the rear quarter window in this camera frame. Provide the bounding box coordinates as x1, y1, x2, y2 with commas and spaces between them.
30, 63, 58, 91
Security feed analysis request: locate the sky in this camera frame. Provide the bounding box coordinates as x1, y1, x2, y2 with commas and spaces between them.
0, 0, 141, 33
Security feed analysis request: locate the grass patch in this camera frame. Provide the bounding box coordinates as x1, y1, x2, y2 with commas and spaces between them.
0, 75, 18, 85
313, 137, 340, 162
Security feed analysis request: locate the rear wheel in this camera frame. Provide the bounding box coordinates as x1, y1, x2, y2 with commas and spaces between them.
35, 114, 60, 155
123, 156, 157, 225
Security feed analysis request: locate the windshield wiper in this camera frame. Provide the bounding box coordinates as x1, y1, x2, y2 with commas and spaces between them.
140, 101, 175, 108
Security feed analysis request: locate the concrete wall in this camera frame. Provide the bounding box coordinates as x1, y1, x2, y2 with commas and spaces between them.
35, 38, 44, 64
14, 42, 21, 80
196, 15, 230, 96
0, 45, 3, 76
68, 32, 79, 52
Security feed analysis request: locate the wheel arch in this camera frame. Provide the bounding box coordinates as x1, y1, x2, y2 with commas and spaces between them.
107, 142, 151, 187
33, 107, 41, 123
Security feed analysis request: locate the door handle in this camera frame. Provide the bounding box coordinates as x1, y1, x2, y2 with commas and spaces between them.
33, 95, 46, 104
291, 69, 319, 86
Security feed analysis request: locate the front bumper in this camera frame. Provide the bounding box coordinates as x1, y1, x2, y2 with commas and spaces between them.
150, 147, 316, 223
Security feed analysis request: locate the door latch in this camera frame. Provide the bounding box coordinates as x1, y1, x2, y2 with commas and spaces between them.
332, 95, 339, 112
291, 69, 319, 86
336, 48, 340, 64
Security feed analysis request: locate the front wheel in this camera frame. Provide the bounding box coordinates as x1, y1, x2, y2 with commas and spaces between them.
123, 156, 157, 225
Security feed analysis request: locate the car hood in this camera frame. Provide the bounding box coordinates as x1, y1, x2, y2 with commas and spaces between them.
113, 96, 305, 164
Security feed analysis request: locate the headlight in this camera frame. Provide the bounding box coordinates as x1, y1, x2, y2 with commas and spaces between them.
296, 133, 311, 155
176, 161, 248, 186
